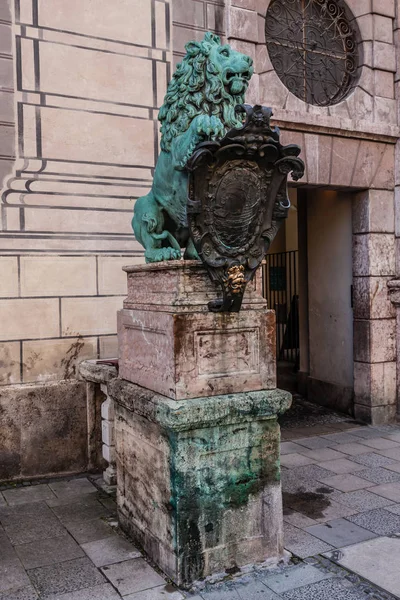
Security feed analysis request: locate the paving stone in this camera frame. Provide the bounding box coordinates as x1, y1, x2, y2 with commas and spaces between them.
348, 452, 398, 467
50, 497, 112, 523
328, 443, 371, 456
318, 474, 373, 492
63, 518, 116, 544
281, 442, 309, 455
331, 423, 363, 433
81, 535, 141, 567
4, 515, 68, 546
200, 584, 241, 599
48, 479, 97, 501
0, 502, 52, 527
369, 482, 400, 501
28, 557, 106, 599
15, 533, 84, 570
233, 579, 281, 600
281, 577, 366, 600
282, 475, 338, 498
347, 508, 400, 535
294, 437, 333, 450
261, 563, 333, 593
0, 558, 31, 593
386, 503, 400, 515
305, 518, 376, 548
283, 523, 334, 558
355, 467, 400, 485
280, 454, 316, 468
377, 447, 400, 461
45, 583, 121, 599
373, 425, 400, 434
320, 433, 362, 444
382, 432, 400, 443
283, 510, 318, 529
3, 485, 56, 506
124, 585, 186, 599
101, 558, 165, 596
326, 536, 400, 597
315, 459, 365, 475
0, 526, 19, 561
98, 497, 117, 512
359, 437, 400, 450
308, 499, 358, 523
333, 489, 395, 511
385, 462, 400, 474
298, 448, 347, 462
352, 428, 391, 440
0, 585, 38, 600
284, 464, 334, 481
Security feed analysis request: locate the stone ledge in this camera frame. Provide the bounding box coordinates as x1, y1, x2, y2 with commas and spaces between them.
109, 377, 292, 431
79, 359, 118, 384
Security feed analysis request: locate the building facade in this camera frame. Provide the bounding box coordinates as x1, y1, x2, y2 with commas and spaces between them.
1, 0, 400, 480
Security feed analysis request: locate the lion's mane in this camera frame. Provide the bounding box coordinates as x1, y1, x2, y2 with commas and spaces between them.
158, 33, 247, 152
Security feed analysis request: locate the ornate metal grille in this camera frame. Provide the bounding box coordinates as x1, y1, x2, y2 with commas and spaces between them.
265, 0, 360, 106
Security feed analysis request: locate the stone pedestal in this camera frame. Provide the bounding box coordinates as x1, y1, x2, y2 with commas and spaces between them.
109, 379, 290, 587
114, 261, 290, 587
118, 261, 276, 400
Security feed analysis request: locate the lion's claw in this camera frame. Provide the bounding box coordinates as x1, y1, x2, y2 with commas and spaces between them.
145, 247, 181, 263
193, 114, 224, 141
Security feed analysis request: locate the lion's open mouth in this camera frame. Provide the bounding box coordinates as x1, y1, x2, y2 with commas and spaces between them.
225, 71, 250, 95
226, 70, 251, 82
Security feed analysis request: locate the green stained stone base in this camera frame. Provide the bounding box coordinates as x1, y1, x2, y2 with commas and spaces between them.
109, 378, 291, 588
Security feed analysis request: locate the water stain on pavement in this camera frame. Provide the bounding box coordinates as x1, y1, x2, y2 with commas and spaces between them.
283, 489, 333, 519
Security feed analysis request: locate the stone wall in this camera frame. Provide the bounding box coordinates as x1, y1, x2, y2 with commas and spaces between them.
0, 0, 171, 480
0, 0, 172, 387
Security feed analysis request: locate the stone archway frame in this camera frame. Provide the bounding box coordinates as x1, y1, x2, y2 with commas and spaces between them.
282, 128, 397, 424
226, 0, 398, 424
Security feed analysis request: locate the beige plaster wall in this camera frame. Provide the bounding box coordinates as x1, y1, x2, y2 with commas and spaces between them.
307, 191, 354, 391
0, 0, 172, 386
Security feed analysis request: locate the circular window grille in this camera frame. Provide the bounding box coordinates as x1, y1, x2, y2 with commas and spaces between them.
265, 0, 361, 106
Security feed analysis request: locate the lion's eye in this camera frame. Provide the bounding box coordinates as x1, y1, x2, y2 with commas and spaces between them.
220, 48, 230, 57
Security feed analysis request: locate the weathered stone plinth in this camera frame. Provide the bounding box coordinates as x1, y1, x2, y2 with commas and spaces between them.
114, 261, 290, 586
118, 261, 276, 400
109, 377, 291, 587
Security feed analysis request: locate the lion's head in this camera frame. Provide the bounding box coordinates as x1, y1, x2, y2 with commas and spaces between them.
159, 32, 254, 152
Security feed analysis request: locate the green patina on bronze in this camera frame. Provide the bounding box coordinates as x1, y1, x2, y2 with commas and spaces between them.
132, 32, 253, 263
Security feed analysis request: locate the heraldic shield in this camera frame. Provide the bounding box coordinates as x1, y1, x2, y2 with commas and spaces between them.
186, 104, 305, 313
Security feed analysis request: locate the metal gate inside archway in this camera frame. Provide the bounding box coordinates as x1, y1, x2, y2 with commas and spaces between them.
263, 251, 299, 367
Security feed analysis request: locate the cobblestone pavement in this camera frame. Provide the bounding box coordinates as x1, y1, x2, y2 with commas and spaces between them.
1, 418, 400, 599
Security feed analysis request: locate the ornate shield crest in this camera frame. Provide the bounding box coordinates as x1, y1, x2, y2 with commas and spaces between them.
186, 104, 305, 312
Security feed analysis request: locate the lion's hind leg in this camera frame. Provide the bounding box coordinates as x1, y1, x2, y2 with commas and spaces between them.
132, 193, 181, 263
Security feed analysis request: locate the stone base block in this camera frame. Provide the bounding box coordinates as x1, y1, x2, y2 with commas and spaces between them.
118, 261, 276, 400
0, 381, 88, 481
354, 403, 397, 425
109, 378, 291, 588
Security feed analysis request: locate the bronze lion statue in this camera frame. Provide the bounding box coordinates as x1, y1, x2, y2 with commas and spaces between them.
132, 32, 253, 262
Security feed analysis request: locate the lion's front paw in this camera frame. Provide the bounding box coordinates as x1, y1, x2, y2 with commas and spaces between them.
193, 115, 225, 140
145, 247, 181, 263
